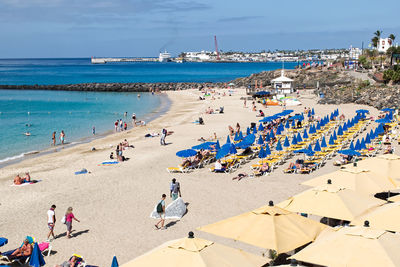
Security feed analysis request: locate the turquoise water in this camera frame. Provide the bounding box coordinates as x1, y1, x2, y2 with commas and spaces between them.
0, 58, 298, 164
0, 59, 299, 85
0, 90, 162, 163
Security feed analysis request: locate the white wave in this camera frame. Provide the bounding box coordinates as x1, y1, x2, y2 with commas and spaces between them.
0, 150, 39, 164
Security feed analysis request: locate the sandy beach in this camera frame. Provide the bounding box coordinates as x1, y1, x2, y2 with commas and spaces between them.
0, 88, 386, 266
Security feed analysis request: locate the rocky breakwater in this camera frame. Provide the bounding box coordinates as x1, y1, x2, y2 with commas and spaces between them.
0, 82, 224, 92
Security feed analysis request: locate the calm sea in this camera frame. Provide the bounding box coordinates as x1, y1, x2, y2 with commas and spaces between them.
0, 58, 298, 164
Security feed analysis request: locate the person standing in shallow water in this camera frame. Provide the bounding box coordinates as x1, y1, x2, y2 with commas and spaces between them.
52, 131, 56, 146
60, 130, 65, 145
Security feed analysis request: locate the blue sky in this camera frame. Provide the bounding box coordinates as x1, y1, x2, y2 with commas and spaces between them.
0, 0, 399, 58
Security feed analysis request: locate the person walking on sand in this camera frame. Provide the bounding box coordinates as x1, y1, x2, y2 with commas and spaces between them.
155, 194, 166, 230
64, 207, 80, 238
60, 130, 65, 145
47, 204, 56, 241
160, 128, 167, 146
170, 178, 181, 201
52, 131, 56, 146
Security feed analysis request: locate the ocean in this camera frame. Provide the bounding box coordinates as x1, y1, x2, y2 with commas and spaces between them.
0, 58, 298, 164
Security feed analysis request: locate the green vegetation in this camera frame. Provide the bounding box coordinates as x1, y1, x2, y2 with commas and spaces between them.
383, 66, 400, 83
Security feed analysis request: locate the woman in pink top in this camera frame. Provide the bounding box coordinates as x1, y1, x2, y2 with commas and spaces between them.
65, 207, 80, 239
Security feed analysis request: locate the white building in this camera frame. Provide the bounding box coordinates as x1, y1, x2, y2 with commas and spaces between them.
378, 38, 393, 53
271, 70, 294, 95
349, 46, 362, 59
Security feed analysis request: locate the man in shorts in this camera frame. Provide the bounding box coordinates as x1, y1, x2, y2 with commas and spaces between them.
155, 194, 166, 230
47, 204, 56, 241
170, 178, 181, 201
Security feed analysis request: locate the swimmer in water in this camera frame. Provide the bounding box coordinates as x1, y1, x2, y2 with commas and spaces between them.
137, 94, 141, 98
25, 132, 31, 136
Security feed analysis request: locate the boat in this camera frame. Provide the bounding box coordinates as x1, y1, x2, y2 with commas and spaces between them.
159, 51, 171, 62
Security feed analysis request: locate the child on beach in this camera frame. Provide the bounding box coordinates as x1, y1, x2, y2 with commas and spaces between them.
64, 207, 80, 239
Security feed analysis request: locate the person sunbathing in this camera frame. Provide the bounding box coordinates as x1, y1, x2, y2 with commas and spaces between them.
256, 110, 265, 117
54, 256, 78, 267
384, 145, 393, 154
260, 163, 270, 174
214, 160, 226, 172
23, 172, 31, 183
14, 175, 24, 185
6, 238, 32, 261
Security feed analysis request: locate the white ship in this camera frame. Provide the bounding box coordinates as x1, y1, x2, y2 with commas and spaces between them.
159, 51, 171, 62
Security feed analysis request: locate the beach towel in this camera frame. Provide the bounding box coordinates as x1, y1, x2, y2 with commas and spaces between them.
11, 180, 41, 187
150, 197, 187, 220
74, 169, 88, 175
100, 161, 118, 165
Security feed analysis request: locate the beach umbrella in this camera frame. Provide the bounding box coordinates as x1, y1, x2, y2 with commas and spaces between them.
337, 125, 343, 136
377, 123, 385, 135
307, 144, 313, 152
349, 141, 355, 151
352, 154, 400, 183
303, 129, 309, 139
376, 118, 391, 124
365, 133, 371, 144
314, 140, 321, 152
191, 142, 216, 150
285, 120, 290, 129
270, 130, 275, 140
354, 139, 361, 151
258, 147, 267, 163
265, 145, 271, 156
333, 130, 337, 140
292, 134, 298, 145
343, 122, 348, 132
0, 237, 7, 247
215, 140, 221, 150
291, 226, 400, 267
226, 135, 231, 145
265, 132, 270, 142
302, 166, 397, 195
283, 136, 290, 147
235, 140, 251, 149
246, 127, 251, 135
356, 109, 369, 114
294, 149, 314, 156
111, 256, 119, 267
243, 134, 255, 145
381, 108, 394, 112
29, 243, 46, 267
257, 136, 264, 146
279, 123, 285, 132
296, 132, 303, 143
319, 136, 326, 148
329, 135, 335, 145
316, 122, 321, 131
388, 111, 394, 120
258, 123, 264, 132
215, 146, 230, 160
253, 127, 258, 134
369, 129, 375, 140
197, 202, 327, 254
278, 183, 385, 221
360, 138, 367, 150
308, 125, 315, 134
291, 120, 295, 128
176, 149, 197, 158
352, 201, 400, 233
311, 108, 315, 116
276, 140, 283, 151
276, 126, 282, 135
229, 144, 237, 155
234, 132, 239, 141
121, 232, 269, 267
338, 149, 361, 156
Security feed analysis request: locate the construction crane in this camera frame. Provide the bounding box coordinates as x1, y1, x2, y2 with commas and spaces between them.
214, 35, 220, 60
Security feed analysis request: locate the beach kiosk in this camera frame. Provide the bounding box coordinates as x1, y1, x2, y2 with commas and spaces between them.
271, 70, 294, 95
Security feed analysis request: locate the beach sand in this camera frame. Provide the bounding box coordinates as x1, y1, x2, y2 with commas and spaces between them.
0, 88, 387, 266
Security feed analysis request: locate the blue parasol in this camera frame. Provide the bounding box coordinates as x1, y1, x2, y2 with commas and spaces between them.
265, 132, 271, 142
276, 126, 282, 135
246, 127, 251, 135
285, 120, 290, 129
338, 149, 361, 156
111, 256, 119, 267
356, 109, 369, 114
355, 139, 361, 151
258, 147, 266, 159
226, 135, 231, 145
176, 149, 197, 158
292, 134, 298, 145
291, 120, 295, 128
283, 136, 290, 147
321, 136, 327, 148
192, 142, 216, 150
311, 108, 315, 116
0, 237, 7, 247
360, 138, 367, 150
303, 129, 309, 139
333, 130, 337, 140
258, 123, 265, 131
258, 135, 264, 145
297, 132, 303, 143
294, 149, 315, 156
337, 125, 343, 136
265, 145, 271, 156
365, 133, 371, 144
215, 140, 221, 150
349, 141, 355, 150
216, 145, 230, 159
29, 243, 45, 267
276, 140, 283, 151
314, 140, 321, 152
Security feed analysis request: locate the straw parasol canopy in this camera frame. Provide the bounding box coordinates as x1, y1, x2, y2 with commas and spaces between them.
291, 225, 400, 267
197, 201, 327, 254
301, 166, 398, 195
121, 232, 269, 267
351, 201, 400, 232
345, 154, 400, 182
278, 183, 385, 221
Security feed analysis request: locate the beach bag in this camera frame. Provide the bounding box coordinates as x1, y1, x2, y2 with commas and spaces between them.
156, 202, 163, 213
61, 215, 66, 224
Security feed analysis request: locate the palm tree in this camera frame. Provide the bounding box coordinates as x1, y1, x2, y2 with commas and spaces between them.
372, 36, 379, 48
389, 34, 396, 41
374, 30, 382, 38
